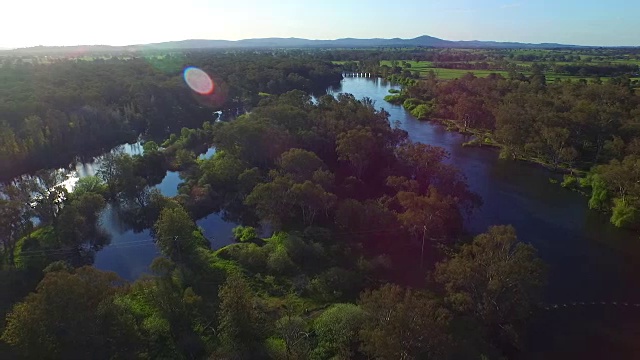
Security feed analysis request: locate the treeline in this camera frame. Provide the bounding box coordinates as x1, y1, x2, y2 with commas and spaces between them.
1, 91, 547, 359
431, 61, 639, 77
392, 71, 640, 228
551, 63, 638, 77
0, 52, 342, 181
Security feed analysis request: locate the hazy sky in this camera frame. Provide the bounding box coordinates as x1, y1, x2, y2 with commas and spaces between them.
3, 0, 639, 48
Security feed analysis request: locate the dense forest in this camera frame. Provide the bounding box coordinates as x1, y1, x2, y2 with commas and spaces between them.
385, 68, 640, 229
0, 52, 343, 181
0, 50, 548, 358
6, 47, 640, 359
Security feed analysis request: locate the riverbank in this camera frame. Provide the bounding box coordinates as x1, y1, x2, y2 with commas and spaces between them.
407, 114, 589, 177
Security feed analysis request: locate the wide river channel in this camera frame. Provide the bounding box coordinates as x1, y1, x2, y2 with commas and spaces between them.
71, 75, 640, 358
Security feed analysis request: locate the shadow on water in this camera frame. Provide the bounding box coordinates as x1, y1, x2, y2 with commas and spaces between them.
332, 76, 640, 358
60, 77, 640, 356
63, 142, 239, 280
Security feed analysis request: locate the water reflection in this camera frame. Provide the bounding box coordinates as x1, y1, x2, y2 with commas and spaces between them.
61, 142, 235, 280
331, 76, 640, 303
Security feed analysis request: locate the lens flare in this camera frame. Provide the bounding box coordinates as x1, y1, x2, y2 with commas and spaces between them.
184, 67, 214, 95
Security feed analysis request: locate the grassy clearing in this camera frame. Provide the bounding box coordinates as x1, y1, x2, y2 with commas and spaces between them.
336, 57, 637, 83
378, 59, 634, 83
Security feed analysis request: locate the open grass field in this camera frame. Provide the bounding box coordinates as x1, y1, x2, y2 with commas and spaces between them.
377, 59, 638, 83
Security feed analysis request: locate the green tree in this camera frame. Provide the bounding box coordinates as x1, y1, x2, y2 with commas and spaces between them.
278, 148, 326, 182
245, 175, 295, 229
290, 181, 337, 226
313, 303, 366, 359
358, 284, 452, 360
336, 127, 377, 178
72, 176, 107, 197
154, 206, 204, 263
275, 315, 310, 360
232, 226, 258, 242
435, 225, 546, 349
217, 272, 263, 357
1, 267, 132, 359
0, 183, 34, 267
31, 169, 69, 225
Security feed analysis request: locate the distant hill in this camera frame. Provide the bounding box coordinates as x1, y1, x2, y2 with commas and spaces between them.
6, 35, 584, 54
143, 35, 576, 50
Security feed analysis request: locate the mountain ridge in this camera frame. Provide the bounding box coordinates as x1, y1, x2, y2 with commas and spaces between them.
3, 35, 594, 54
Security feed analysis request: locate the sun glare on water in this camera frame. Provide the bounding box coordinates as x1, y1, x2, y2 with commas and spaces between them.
183, 67, 214, 95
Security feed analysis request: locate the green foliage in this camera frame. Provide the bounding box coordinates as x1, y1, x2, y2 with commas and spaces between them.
383, 93, 406, 104
313, 303, 366, 359
1, 267, 132, 359
402, 97, 423, 112
410, 102, 435, 120
584, 173, 610, 210
435, 225, 546, 348
265, 337, 288, 359
610, 198, 640, 228
267, 246, 297, 275
72, 176, 107, 198
232, 226, 258, 242
308, 267, 361, 302
336, 127, 377, 178
358, 284, 453, 359
278, 148, 326, 182
217, 272, 264, 357
0, 53, 342, 181
561, 175, 578, 188
142, 140, 160, 154
275, 315, 311, 359
154, 206, 205, 262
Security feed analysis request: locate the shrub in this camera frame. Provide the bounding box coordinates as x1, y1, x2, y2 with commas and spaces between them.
611, 198, 640, 228
232, 226, 258, 242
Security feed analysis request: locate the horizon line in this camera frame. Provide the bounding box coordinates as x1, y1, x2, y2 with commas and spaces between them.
2, 34, 639, 50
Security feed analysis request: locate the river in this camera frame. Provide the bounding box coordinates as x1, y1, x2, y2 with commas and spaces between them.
84, 76, 640, 299
72, 76, 639, 357
67, 143, 236, 280
332, 76, 640, 358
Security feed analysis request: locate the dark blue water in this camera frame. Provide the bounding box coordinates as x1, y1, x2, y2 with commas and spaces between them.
81, 77, 640, 305
330, 76, 640, 304
67, 142, 236, 279
334, 76, 640, 358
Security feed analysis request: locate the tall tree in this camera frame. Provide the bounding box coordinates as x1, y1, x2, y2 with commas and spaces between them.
154, 206, 204, 263
313, 303, 366, 359
358, 284, 452, 360
1, 267, 132, 359
336, 127, 377, 178
216, 272, 264, 357
435, 225, 546, 350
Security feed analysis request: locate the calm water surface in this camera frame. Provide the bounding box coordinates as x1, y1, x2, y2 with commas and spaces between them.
62, 76, 640, 357
333, 76, 640, 358
80, 77, 640, 302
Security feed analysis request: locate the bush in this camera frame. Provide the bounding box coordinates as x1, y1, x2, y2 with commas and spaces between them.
264, 337, 287, 359
402, 98, 423, 112
313, 303, 366, 359
383, 94, 406, 104
410, 104, 434, 120
583, 174, 609, 210
232, 226, 258, 242
561, 175, 578, 188
308, 267, 360, 302
217, 243, 268, 273
611, 198, 640, 228
267, 246, 296, 275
